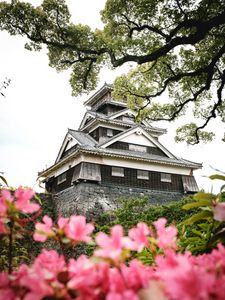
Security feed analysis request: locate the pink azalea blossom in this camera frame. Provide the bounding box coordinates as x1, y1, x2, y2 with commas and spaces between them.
107, 289, 139, 300
3, 213, 225, 300
68, 255, 109, 298
156, 250, 215, 300
0, 189, 13, 203
14, 186, 40, 213
212, 202, 225, 221
33, 215, 54, 242
64, 215, 94, 243
33, 250, 66, 280
153, 218, 177, 249
0, 272, 15, 300
58, 216, 69, 229
0, 200, 7, 216
107, 268, 139, 300
121, 259, 153, 291
95, 225, 134, 261
129, 222, 150, 252
0, 189, 13, 216
17, 263, 54, 299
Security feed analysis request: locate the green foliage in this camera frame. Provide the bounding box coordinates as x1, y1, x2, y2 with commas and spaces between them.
134, 248, 155, 266
0, 0, 225, 142
95, 196, 196, 234
179, 174, 225, 254
175, 123, 215, 145
0, 237, 29, 271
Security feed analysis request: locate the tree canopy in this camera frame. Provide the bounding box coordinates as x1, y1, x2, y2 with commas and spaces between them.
0, 0, 225, 144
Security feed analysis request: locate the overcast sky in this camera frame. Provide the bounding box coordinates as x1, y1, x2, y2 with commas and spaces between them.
0, 0, 225, 193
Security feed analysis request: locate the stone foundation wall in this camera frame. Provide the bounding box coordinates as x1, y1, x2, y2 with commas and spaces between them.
53, 182, 185, 218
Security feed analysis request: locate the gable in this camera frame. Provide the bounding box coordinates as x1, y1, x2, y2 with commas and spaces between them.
100, 126, 176, 159
79, 112, 95, 130
55, 133, 79, 163
120, 132, 156, 147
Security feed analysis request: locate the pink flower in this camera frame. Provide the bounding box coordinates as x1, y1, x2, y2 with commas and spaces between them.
121, 259, 153, 291
65, 215, 94, 243
153, 218, 177, 249
95, 225, 134, 261
107, 289, 139, 300
0, 189, 13, 203
33, 250, 66, 280
107, 268, 139, 300
0, 189, 13, 216
156, 251, 215, 300
0, 272, 15, 300
33, 215, 54, 242
129, 223, 150, 252
68, 255, 109, 298
17, 263, 54, 299
213, 202, 225, 221
15, 186, 40, 213
58, 216, 69, 229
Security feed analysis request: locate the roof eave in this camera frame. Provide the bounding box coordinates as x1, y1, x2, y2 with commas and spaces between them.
38, 146, 202, 178
84, 83, 113, 107
79, 148, 202, 169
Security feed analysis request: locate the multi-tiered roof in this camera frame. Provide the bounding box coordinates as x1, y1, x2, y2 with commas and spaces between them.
39, 83, 201, 194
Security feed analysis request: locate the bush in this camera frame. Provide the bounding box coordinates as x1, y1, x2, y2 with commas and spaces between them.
1, 186, 225, 299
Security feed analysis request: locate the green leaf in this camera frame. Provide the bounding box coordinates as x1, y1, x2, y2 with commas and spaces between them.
191, 229, 203, 237
182, 211, 213, 225
0, 175, 8, 186
182, 199, 212, 210
209, 174, 225, 181
193, 192, 214, 201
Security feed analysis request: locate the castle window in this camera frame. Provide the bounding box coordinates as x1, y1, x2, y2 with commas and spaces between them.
57, 172, 67, 184
107, 129, 113, 137
112, 167, 124, 177
137, 170, 149, 180
129, 144, 147, 152
161, 173, 171, 183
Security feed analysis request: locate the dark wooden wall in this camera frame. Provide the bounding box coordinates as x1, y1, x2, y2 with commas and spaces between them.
97, 103, 124, 115
46, 163, 184, 193
90, 127, 122, 141
46, 166, 75, 193
101, 165, 183, 192
108, 141, 168, 157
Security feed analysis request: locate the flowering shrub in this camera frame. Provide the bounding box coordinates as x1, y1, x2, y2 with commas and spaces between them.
1, 187, 225, 299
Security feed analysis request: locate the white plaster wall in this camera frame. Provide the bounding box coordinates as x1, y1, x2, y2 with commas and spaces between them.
48, 156, 82, 177
45, 153, 192, 179
120, 132, 156, 147
83, 155, 191, 175
65, 138, 77, 151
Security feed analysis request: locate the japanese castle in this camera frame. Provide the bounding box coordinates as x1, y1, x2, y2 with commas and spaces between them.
39, 84, 201, 216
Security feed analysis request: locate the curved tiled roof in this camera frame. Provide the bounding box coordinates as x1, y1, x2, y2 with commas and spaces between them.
78, 146, 202, 169
68, 129, 97, 146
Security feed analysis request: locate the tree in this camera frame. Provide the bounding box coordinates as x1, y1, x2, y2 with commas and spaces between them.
0, 0, 225, 144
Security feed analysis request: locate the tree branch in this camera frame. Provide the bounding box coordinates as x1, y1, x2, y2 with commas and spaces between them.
191, 69, 225, 144
175, 0, 188, 20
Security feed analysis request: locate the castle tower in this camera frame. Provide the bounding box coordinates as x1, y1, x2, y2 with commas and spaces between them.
39, 83, 201, 216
